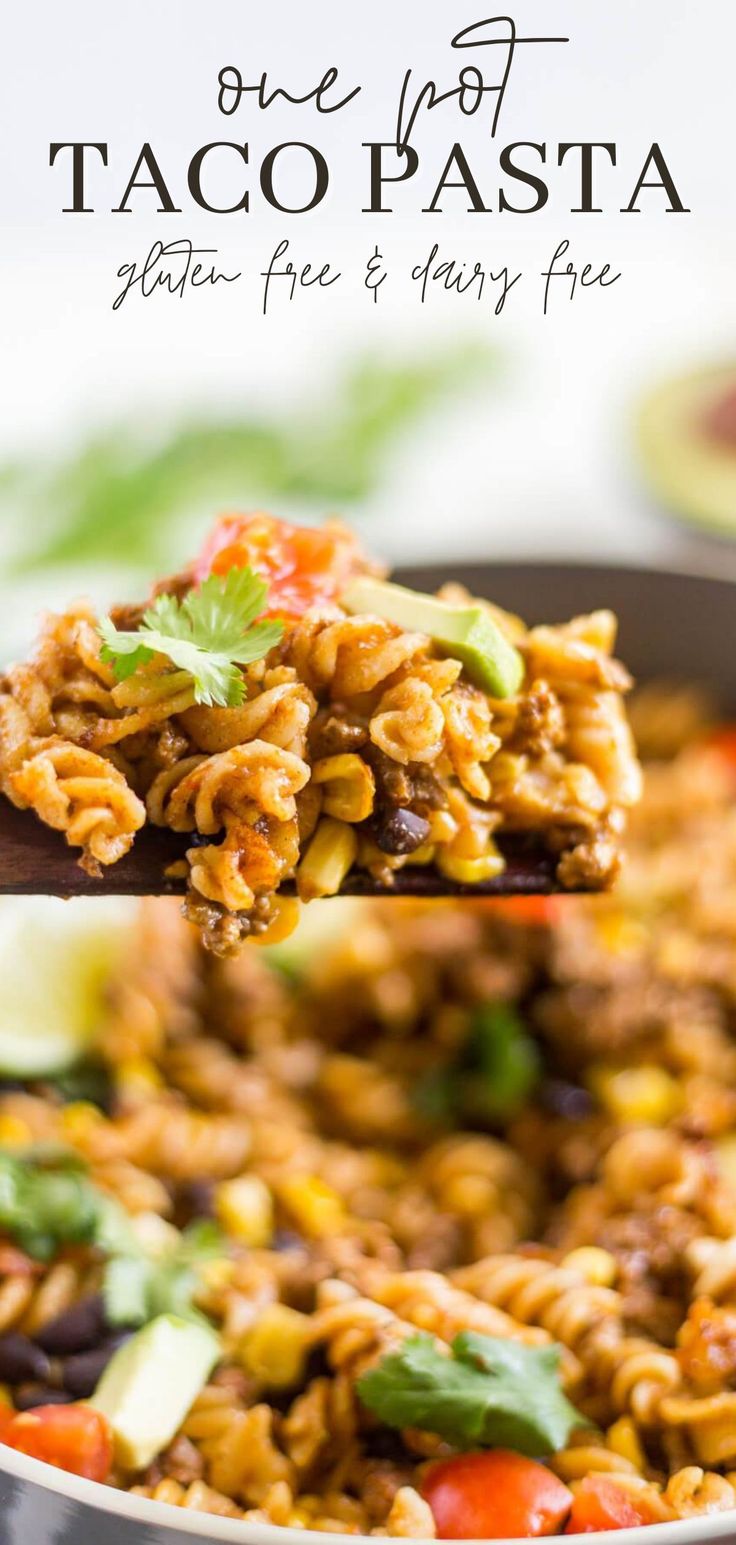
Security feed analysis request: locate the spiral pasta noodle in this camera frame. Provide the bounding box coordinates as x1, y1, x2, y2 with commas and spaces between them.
0, 1256, 91, 1338
8, 740, 146, 872
454, 1255, 682, 1423
181, 1386, 294, 1506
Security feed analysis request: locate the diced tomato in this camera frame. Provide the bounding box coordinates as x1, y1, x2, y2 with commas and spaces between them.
0, 1403, 113, 1483
565, 1477, 653, 1534
706, 726, 736, 771
477, 896, 563, 926
422, 1450, 573, 1539
195, 512, 365, 619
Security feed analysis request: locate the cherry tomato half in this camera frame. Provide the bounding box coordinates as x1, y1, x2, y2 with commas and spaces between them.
422, 1450, 573, 1539
195, 512, 365, 619
707, 725, 736, 772
565, 1477, 653, 1534
476, 896, 564, 927
0, 1403, 113, 1483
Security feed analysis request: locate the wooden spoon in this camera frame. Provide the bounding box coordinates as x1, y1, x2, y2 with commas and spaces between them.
0, 801, 561, 899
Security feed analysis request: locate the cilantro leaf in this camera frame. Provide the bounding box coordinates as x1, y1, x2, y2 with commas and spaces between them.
0, 1151, 135, 1262
0, 1150, 223, 1337
414, 1003, 540, 1128
357, 1332, 587, 1458
102, 1220, 225, 1330
463, 1005, 541, 1122
99, 567, 284, 708
102, 1254, 151, 1326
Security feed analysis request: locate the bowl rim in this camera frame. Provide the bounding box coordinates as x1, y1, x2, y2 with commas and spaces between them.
2, 1441, 736, 1545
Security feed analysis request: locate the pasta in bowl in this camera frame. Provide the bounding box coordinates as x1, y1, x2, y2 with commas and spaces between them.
0, 514, 641, 953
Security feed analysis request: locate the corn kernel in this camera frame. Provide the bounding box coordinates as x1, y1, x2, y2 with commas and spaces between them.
403, 843, 437, 867
427, 809, 459, 845
562, 1246, 617, 1288
60, 1101, 105, 1139
0, 1385, 13, 1409
238, 1303, 310, 1388
215, 1174, 274, 1247
312, 755, 375, 824
278, 1174, 345, 1238
117, 1057, 163, 1098
589, 1065, 682, 1126
436, 847, 506, 885
607, 1417, 645, 1472
250, 897, 300, 948
0, 1115, 32, 1149
297, 819, 358, 902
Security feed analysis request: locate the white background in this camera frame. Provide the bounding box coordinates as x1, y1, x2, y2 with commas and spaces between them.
1, 0, 734, 609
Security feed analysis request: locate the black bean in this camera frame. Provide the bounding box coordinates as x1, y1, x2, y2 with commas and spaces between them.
188, 828, 224, 849
302, 1345, 331, 1385
272, 1228, 305, 1253
174, 1179, 215, 1227
365, 1428, 410, 1463
0, 1334, 51, 1385
35, 1294, 108, 1355
14, 1385, 74, 1410
61, 1334, 131, 1398
541, 1079, 594, 1120
373, 807, 431, 856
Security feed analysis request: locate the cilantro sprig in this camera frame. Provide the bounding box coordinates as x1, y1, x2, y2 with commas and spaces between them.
357, 1332, 588, 1458
414, 1003, 541, 1127
99, 567, 284, 709
102, 1219, 225, 1330
0, 1150, 135, 1263
0, 1151, 224, 1331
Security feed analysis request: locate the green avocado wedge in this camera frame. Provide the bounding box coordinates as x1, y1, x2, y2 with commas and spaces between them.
637, 364, 736, 536
89, 1313, 220, 1469
341, 577, 524, 698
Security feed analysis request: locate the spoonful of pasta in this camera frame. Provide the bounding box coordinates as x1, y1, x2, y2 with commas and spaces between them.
0, 513, 641, 952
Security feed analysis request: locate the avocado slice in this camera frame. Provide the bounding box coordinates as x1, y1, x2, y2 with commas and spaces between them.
89, 1313, 220, 1470
341, 577, 524, 698
637, 364, 736, 535
0, 897, 137, 1078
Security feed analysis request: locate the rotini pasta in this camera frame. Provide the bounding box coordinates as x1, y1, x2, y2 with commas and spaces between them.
0, 713, 733, 1537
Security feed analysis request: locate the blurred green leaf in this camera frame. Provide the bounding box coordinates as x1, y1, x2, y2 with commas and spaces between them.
414, 1001, 540, 1128
2, 343, 493, 574
103, 1219, 225, 1329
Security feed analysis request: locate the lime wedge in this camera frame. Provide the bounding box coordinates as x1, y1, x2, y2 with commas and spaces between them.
0, 897, 137, 1077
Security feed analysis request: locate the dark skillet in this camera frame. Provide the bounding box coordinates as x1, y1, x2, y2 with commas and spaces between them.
397, 561, 736, 706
